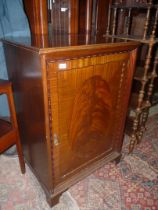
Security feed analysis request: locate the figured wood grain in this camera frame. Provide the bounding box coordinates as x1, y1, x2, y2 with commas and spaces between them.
2, 36, 138, 206
46, 52, 130, 185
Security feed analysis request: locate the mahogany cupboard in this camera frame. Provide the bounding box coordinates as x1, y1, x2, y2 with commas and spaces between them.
2, 34, 138, 206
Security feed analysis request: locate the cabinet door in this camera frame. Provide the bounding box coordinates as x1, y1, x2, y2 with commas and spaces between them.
46, 52, 130, 184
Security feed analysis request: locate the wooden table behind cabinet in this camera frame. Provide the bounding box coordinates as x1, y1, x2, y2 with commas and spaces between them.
2, 35, 138, 206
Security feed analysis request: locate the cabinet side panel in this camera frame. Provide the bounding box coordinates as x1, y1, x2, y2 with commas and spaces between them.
3, 44, 51, 191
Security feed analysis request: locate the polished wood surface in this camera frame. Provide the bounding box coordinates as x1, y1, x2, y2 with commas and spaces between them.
2, 35, 138, 206
47, 52, 135, 185
3, 33, 138, 49
23, 0, 48, 35
95, 0, 111, 35
0, 80, 25, 174
85, 0, 93, 33
50, 0, 79, 34
24, 0, 110, 38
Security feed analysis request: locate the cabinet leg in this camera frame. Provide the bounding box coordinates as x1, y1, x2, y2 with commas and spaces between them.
115, 155, 122, 165
46, 193, 62, 207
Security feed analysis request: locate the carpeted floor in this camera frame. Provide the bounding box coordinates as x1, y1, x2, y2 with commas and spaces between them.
0, 114, 158, 210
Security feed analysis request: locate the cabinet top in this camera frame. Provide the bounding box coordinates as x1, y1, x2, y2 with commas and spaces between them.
2, 33, 139, 55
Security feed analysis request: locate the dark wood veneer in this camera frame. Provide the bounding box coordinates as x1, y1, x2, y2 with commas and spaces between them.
2, 35, 138, 206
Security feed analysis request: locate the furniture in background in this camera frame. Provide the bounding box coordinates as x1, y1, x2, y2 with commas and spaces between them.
106, 0, 158, 152
0, 79, 25, 174
23, 0, 110, 42
2, 34, 138, 206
